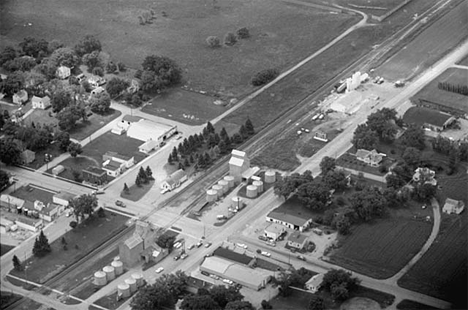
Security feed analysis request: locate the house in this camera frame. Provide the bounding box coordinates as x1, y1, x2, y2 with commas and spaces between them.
139, 139, 159, 154
111, 120, 131, 135
355, 149, 385, 167
21, 150, 36, 164
413, 167, 437, 186
90, 86, 105, 96
264, 223, 286, 241
56, 66, 71, 79
102, 160, 125, 177
160, 169, 187, 191
442, 198, 465, 215
229, 150, 251, 183
102, 151, 135, 169
305, 274, 324, 293
127, 79, 141, 94
403, 107, 456, 132
12, 90, 28, 105
31, 95, 51, 110
88, 76, 106, 88
287, 231, 309, 250
266, 204, 313, 232
82, 166, 108, 185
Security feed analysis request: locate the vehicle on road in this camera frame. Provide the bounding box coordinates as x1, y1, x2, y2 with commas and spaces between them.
174, 254, 180, 261
223, 279, 233, 285
92, 189, 105, 195
187, 244, 195, 250
297, 255, 306, 261
237, 243, 248, 249
266, 240, 276, 247
261, 251, 271, 257
196, 241, 203, 247
258, 235, 268, 241
181, 253, 188, 260
115, 200, 126, 208
205, 242, 212, 248
155, 267, 164, 273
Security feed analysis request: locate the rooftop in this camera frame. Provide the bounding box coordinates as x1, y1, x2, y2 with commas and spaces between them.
267, 200, 314, 227
83, 166, 106, 176
126, 119, 175, 143
212, 247, 253, 265
103, 160, 122, 171
287, 231, 308, 244
229, 157, 245, 167
104, 151, 133, 161
124, 234, 144, 250
54, 191, 77, 201
403, 106, 454, 128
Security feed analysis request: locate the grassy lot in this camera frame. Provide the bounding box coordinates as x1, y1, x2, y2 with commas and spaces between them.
437, 165, 468, 203
142, 89, 226, 126
9, 212, 128, 284
23, 143, 64, 170
69, 109, 122, 141
375, 0, 468, 81
82, 131, 146, 165
0, 0, 357, 97
398, 211, 467, 307
0, 294, 44, 310
11, 184, 57, 204
457, 54, 468, 66
47, 156, 100, 182
396, 299, 440, 310
0, 291, 22, 309
120, 180, 155, 202
23, 106, 58, 128
0, 244, 15, 256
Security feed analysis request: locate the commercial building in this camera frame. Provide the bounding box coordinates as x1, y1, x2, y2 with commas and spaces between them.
403, 106, 456, 132
229, 150, 250, 183
287, 231, 309, 250
126, 119, 177, 147
264, 223, 286, 241
266, 204, 313, 232
82, 166, 108, 185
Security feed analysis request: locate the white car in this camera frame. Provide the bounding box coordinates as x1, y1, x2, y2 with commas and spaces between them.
237, 243, 248, 249
155, 267, 164, 273
223, 279, 233, 284
173, 242, 182, 249
261, 251, 271, 257
161, 188, 170, 194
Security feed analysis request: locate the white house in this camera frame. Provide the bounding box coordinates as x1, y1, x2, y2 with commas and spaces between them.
90, 86, 105, 96
12, 90, 28, 104
442, 198, 465, 215
161, 169, 187, 191
305, 274, 324, 293
111, 120, 131, 135
56, 66, 71, 79
102, 152, 135, 177
31, 95, 51, 110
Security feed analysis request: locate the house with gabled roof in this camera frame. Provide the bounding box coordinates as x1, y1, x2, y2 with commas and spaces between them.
442, 198, 465, 215
13, 90, 28, 105
287, 231, 309, 250
31, 95, 51, 110
355, 149, 385, 167
305, 273, 324, 293
413, 167, 437, 186
56, 66, 71, 79
161, 169, 187, 192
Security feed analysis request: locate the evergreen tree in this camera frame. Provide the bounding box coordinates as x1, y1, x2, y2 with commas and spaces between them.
168, 153, 173, 165
202, 127, 209, 137
245, 118, 254, 135
218, 139, 228, 155
124, 183, 130, 193
177, 144, 185, 158
214, 133, 221, 145
189, 154, 195, 164
224, 135, 232, 151
184, 157, 190, 167
197, 154, 206, 169
204, 152, 211, 165
61, 236, 67, 245
232, 133, 243, 144
188, 135, 196, 151
12, 255, 22, 271
220, 127, 228, 140
138, 166, 148, 183
206, 121, 215, 134
146, 166, 154, 180
207, 134, 217, 148
213, 145, 221, 157
183, 139, 190, 155
239, 125, 248, 139
171, 147, 178, 161
178, 162, 184, 170
33, 230, 51, 257
135, 175, 142, 187
198, 133, 205, 144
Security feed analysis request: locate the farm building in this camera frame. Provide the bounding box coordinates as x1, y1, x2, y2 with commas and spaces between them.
287, 231, 309, 250
82, 166, 108, 185
53, 191, 77, 207
442, 198, 465, 215
126, 119, 177, 145
12, 90, 28, 105
112, 120, 131, 135
355, 149, 385, 167
413, 167, 437, 186
139, 139, 159, 154
56, 66, 71, 79
200, 256, 272, 290
119, 234, 144, 267
266, 205, 313, 232
264, 223, 286, 241
305, 273, 324, 293
102, 152, 135, 177
403, 107, 456, 132
20, 150, 35, 164
160, 169, 187, 192
31, 95, 51, 110
229, 150, 251, 183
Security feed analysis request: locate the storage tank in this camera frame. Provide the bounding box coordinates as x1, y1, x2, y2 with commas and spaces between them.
246, 185, 258, 198
224, 175, 235, 188
111, 260, 124, 276
125, 277, 137, 294
206, 189, 218, 202
252, 180, 264, 193
231, 196, 243, 209
131, 273, 144, 287
265, 170, 276, 183
103, 265, 116, 281
117, 283, 131, 298
212, 185, 223, 196
94, 271, 107, 286
218, 180, 229, 193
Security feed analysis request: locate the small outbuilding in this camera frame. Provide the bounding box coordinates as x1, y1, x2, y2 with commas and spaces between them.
264, 223, 286, 241
56, 66, 71, 79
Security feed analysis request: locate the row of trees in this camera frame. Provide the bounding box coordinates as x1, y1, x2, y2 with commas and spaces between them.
438, 82, 468, 96
138, 55, 182, 93
206, 27, 250, 48
135, 166, 154, 187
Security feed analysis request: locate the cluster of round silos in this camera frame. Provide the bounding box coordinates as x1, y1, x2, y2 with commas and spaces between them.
253, 180, 264, 193
125, 277, 137, 294
224, 176, 235, 188
212, 184, 223, 196
231, 196, 242, 209
206, 189, 218, 202
94, 271, 107, 286
132, 273, 144, 287
246, 185, 258, 198
118, 283, 131, 298
111, 260, 124, 276
103, 265, 116, 281
265, 170, 276, 183
218, 180, 229, 193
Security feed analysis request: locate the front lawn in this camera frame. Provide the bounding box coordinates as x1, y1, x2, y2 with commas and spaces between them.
69, 108, 122, 141
120, 180, 155, 202
9, 212, 128, 284
47, 156, 100, 182
0, 244, 15, 256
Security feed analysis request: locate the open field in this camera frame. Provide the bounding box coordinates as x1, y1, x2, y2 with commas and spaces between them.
0, 0, 357, 97
396, 299, 440, 310
9, 212, 128, 284
69, 109, 122, 141
23, 107, 58, 128
411, 67, 468, 114
437, 164, 468, 204
329, 216, 433, 279
376, 1, 468, 81
120, 180, 155, 201
457, 53, 468, 66
398, 211, 467, 308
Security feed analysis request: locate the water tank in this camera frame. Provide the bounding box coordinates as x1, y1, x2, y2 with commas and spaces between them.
246, 185, 258, 198
131, 273, 144, 287
94, 271, 107, 286
206, 189, 218, 202
117, 283, 131, 298
111, 260, 124, 276
252, 180, 264, 193
103, 265, 116, 281
224, 176, 235, 188
212, 185, 223, 196
265, 170, 276, 183
231, 196, 243, 209
218, 180, 229, 193
125, 277, 137, 294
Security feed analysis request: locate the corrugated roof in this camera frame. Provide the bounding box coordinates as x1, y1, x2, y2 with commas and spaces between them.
124, 234, 143, 249
231, 150, 246, 158
229, 157, 244, 167
267, 209, 311, 227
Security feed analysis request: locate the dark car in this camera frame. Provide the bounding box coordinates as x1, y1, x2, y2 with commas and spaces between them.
258, 235, 268, 241
115, 200, 126, 208
201, 271, 210, 276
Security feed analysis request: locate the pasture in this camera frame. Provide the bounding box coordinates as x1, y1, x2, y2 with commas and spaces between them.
375, 1, 468, 81
330, 0, 407, 17
457, 54, 468, 66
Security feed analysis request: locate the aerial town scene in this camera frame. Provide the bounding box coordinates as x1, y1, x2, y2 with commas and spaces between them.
0, 0, 467, 310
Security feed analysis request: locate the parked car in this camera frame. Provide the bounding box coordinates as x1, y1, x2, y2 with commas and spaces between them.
258, 235, 268, 241
196, 241, 203, 248
237, 243, 248, 249
173, 254, 180, 261
173, 242, 182, 249
181, 253, 188, 260
161, 188, 170, 194
115, 200, 126, 208
201, 271, 210, 276
92, 189, 105, 195
223, 279, 233, 285
312, 228, 323, 236
205, 242, 212, 248
187, 244, 195, 250
155, 267, 164, 273
261, 251, 271, 257
266, 241, 276, 247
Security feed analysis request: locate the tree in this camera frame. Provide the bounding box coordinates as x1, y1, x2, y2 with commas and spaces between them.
47, 39, 64, 53
74, 35, 102, 56
320, 156, 336, 175
251, 68, 279, 86
19, 37, 48, 58
274, 171, 314, 199
32, 230, 51, 257
135, 175, 143, 187
308, 295, 324, 310
224, 32, 238, 46
69, 221, 77, 229
225, 301, 255, 310
137, 166, 149, 184
69, 194, 98, 222
90, 91, 111, 113
12, 255, 22, 271
97, 207, 106, 218
106, 61, 117, 73
236, 27, 250, 39
448, 147, 460, 174
322, 269, 360, 301
142, 55, 182, 88
400, 125, 425, 150
296, 181, 331, 209
146, 166, 154, 180
239, 125, 248, 139
261, 300, 273, 309
402, 147, 421, 168
51, 89, 73, 114
432, 135, 453, 155
349, 187, 387, 221
0, 139, 22, 165
0, 46, 17, 66
82, 51, 102, 71
206, 36, 221, 48
333, 215, 351, 235
352, 124, 378, 150
3, 56, 37, 72
205, 121, 215, 134
0, 170, 10, 190
156, 234, 176, 250
245, 118, 254, 136
92, 66, 104, 77
131, 281, 176, 310
366, 108, 398, 140
413, 183, 437, 203
181, 295, 221, 310
49, 47, 80, 68
56, 105, 85, 131
67, 142, 83, 157
3, 72, 25, 96
106, 77, 130, 97
209, 285, 243, 309
385, 173, 406, 189
331, 282, 349, 301
55, 131, 71, 152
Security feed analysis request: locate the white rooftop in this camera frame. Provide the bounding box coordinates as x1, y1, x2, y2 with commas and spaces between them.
126, 119, 175, 142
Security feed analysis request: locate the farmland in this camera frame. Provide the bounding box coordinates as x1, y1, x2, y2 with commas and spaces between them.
411, 68, 468, 114
375, 0, 468, 81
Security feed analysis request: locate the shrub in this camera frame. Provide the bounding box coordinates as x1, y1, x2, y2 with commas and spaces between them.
236, 27, 250, 39
261, 300, 273, 309
251, 68, 279, 86
69, 221, 77, 229
206, 36, 221, 48
224, 32, 237, 46
92, 66, 104, 77
378, 164, 388, 173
